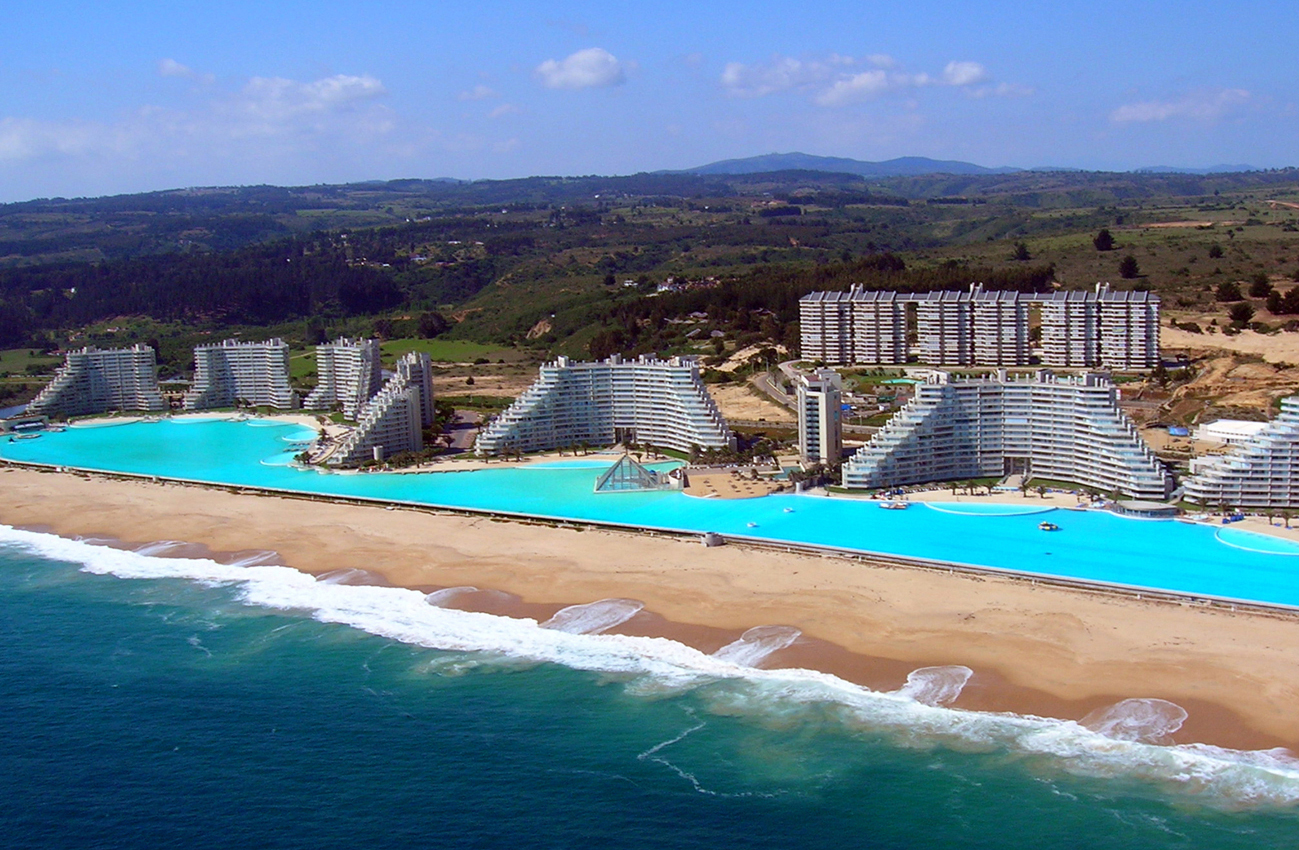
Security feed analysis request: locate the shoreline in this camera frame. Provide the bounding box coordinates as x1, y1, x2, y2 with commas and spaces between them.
4, 467, 1299, 752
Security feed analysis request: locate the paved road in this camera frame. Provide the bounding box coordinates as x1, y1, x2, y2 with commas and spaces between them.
446, 410, 482, 452
751, 370, 795, 410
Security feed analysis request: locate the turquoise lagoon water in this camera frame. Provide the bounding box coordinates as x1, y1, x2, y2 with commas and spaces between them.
8, 419, 1299, 842
5, 417, 1299, 607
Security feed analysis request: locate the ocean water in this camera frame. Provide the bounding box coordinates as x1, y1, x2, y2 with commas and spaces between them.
6, 419, 1299, 606
4, 528, 1299, 848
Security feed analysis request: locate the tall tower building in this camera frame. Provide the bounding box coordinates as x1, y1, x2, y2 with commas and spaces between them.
28, 345, 167, 418
796, 369, 844, 466
184, 339, 297, 410
304, 337, 383, 420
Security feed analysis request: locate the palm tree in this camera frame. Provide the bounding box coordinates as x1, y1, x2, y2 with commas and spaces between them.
1036, 485, 1048, 499
1283, 509, 1293, 529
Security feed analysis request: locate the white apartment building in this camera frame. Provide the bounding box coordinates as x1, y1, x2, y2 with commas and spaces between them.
1039, 290, 1102, 368
329, 352, 435, 466
796, 369, 843, 466
184, 339, 297, 410
915, 290, 976, 365
841, 370, 1172, 499
475, 354, 734, 456
1097, 287, 1161, 371
799, 288, 906, 365
799, 282, 1159, 370
28, 344, 167, 418
303, 337, 382, 420
972, 288, 1031, 366
1184, 398, 1299, 508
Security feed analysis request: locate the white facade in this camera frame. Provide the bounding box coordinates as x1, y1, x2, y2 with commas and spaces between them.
799, 288, 906, 365
915, 290, 975, 365
303, 337, 382, 420
1192, 419, 1269, 446
842, 369, 1172, 499
796, 369, 843, 466
1184, 399, 1299, 508
184, 339, 297, 410
475, 354, 733, 456
799, 282, 1159, 369
28, 345, 167, 418
972, 288, 1031, 366
329, 352, 435, 466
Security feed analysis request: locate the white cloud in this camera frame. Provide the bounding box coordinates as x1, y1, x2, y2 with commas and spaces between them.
721, 53, 1016, 106
488, 103, 520, 119
0, 72, 393, 165
237, 74, 386, 120
1111, 88, 1252, 123
458, 84, 498, 101
158, 58, 195, 78
720, 56, 834, 97
534, 48, 626, 90
158, 58, 216, 85
942, 61, 988, 87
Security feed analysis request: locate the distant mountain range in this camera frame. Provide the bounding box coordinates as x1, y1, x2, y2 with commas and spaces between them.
1134, 164, 1259, 175
681, 152, 1020, 177
677, 151, 1261, 178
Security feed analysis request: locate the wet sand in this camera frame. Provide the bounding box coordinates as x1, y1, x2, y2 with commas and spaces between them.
3, 465, 1299, 752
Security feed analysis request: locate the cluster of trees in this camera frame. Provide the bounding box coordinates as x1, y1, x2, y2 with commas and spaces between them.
585, 253, 1057, 360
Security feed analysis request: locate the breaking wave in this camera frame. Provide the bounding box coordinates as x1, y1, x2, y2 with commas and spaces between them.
4, 523, 1299, 809
712, 626, 802, 667
895, 666, 973, 707
426, 586, 480, 607
1081, 698, 1188, 744
541, 598, 644, 634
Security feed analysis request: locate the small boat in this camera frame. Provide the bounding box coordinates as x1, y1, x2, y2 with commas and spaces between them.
878, 500, 909, 510
1038, 521, 1060, 532
746, 521, 759, 528
14, 433, 41, 441
783, 507, 795, 513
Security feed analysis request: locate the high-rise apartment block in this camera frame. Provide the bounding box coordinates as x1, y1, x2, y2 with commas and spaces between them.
183, 339, 297, 410
796, 369, 843, 466
303, 337, 382, 420
1183, 398, 1299, 508
329, 352, 435, 466
799, 283, 1158, 370
841, 370, 1172, 499
474, 355, 733, 456
28, 345, 167, 418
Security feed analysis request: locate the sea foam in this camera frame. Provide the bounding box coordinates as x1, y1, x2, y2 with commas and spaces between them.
3, 523, 1299, 809
541, 598, 644, 634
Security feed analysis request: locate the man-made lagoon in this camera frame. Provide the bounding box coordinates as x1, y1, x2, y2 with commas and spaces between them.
4, 417, 1299, 608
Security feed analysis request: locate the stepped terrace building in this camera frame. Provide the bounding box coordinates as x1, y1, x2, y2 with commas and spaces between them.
799, 282, 1159, 370
183, 339, 297, 411
329, 352, 435, 466
475, 354, 734, 456
1183, 398, 1299, 508
796, 369, 843, 466
303, 337, 382, 420
841, 369, 1173, 500
28, 345, 167, 418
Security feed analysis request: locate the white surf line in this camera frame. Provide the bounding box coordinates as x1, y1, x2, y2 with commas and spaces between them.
5, 524, 1299, 808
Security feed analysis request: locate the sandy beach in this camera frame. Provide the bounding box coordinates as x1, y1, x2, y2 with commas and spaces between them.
4, 465, 1299, 752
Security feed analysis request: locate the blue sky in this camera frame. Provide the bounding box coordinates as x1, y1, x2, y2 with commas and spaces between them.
1, 1, 1296, 201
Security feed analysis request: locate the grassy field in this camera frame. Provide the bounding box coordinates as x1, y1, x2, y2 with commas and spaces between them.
380, 338, 524, 364
0, 348, 60, 376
